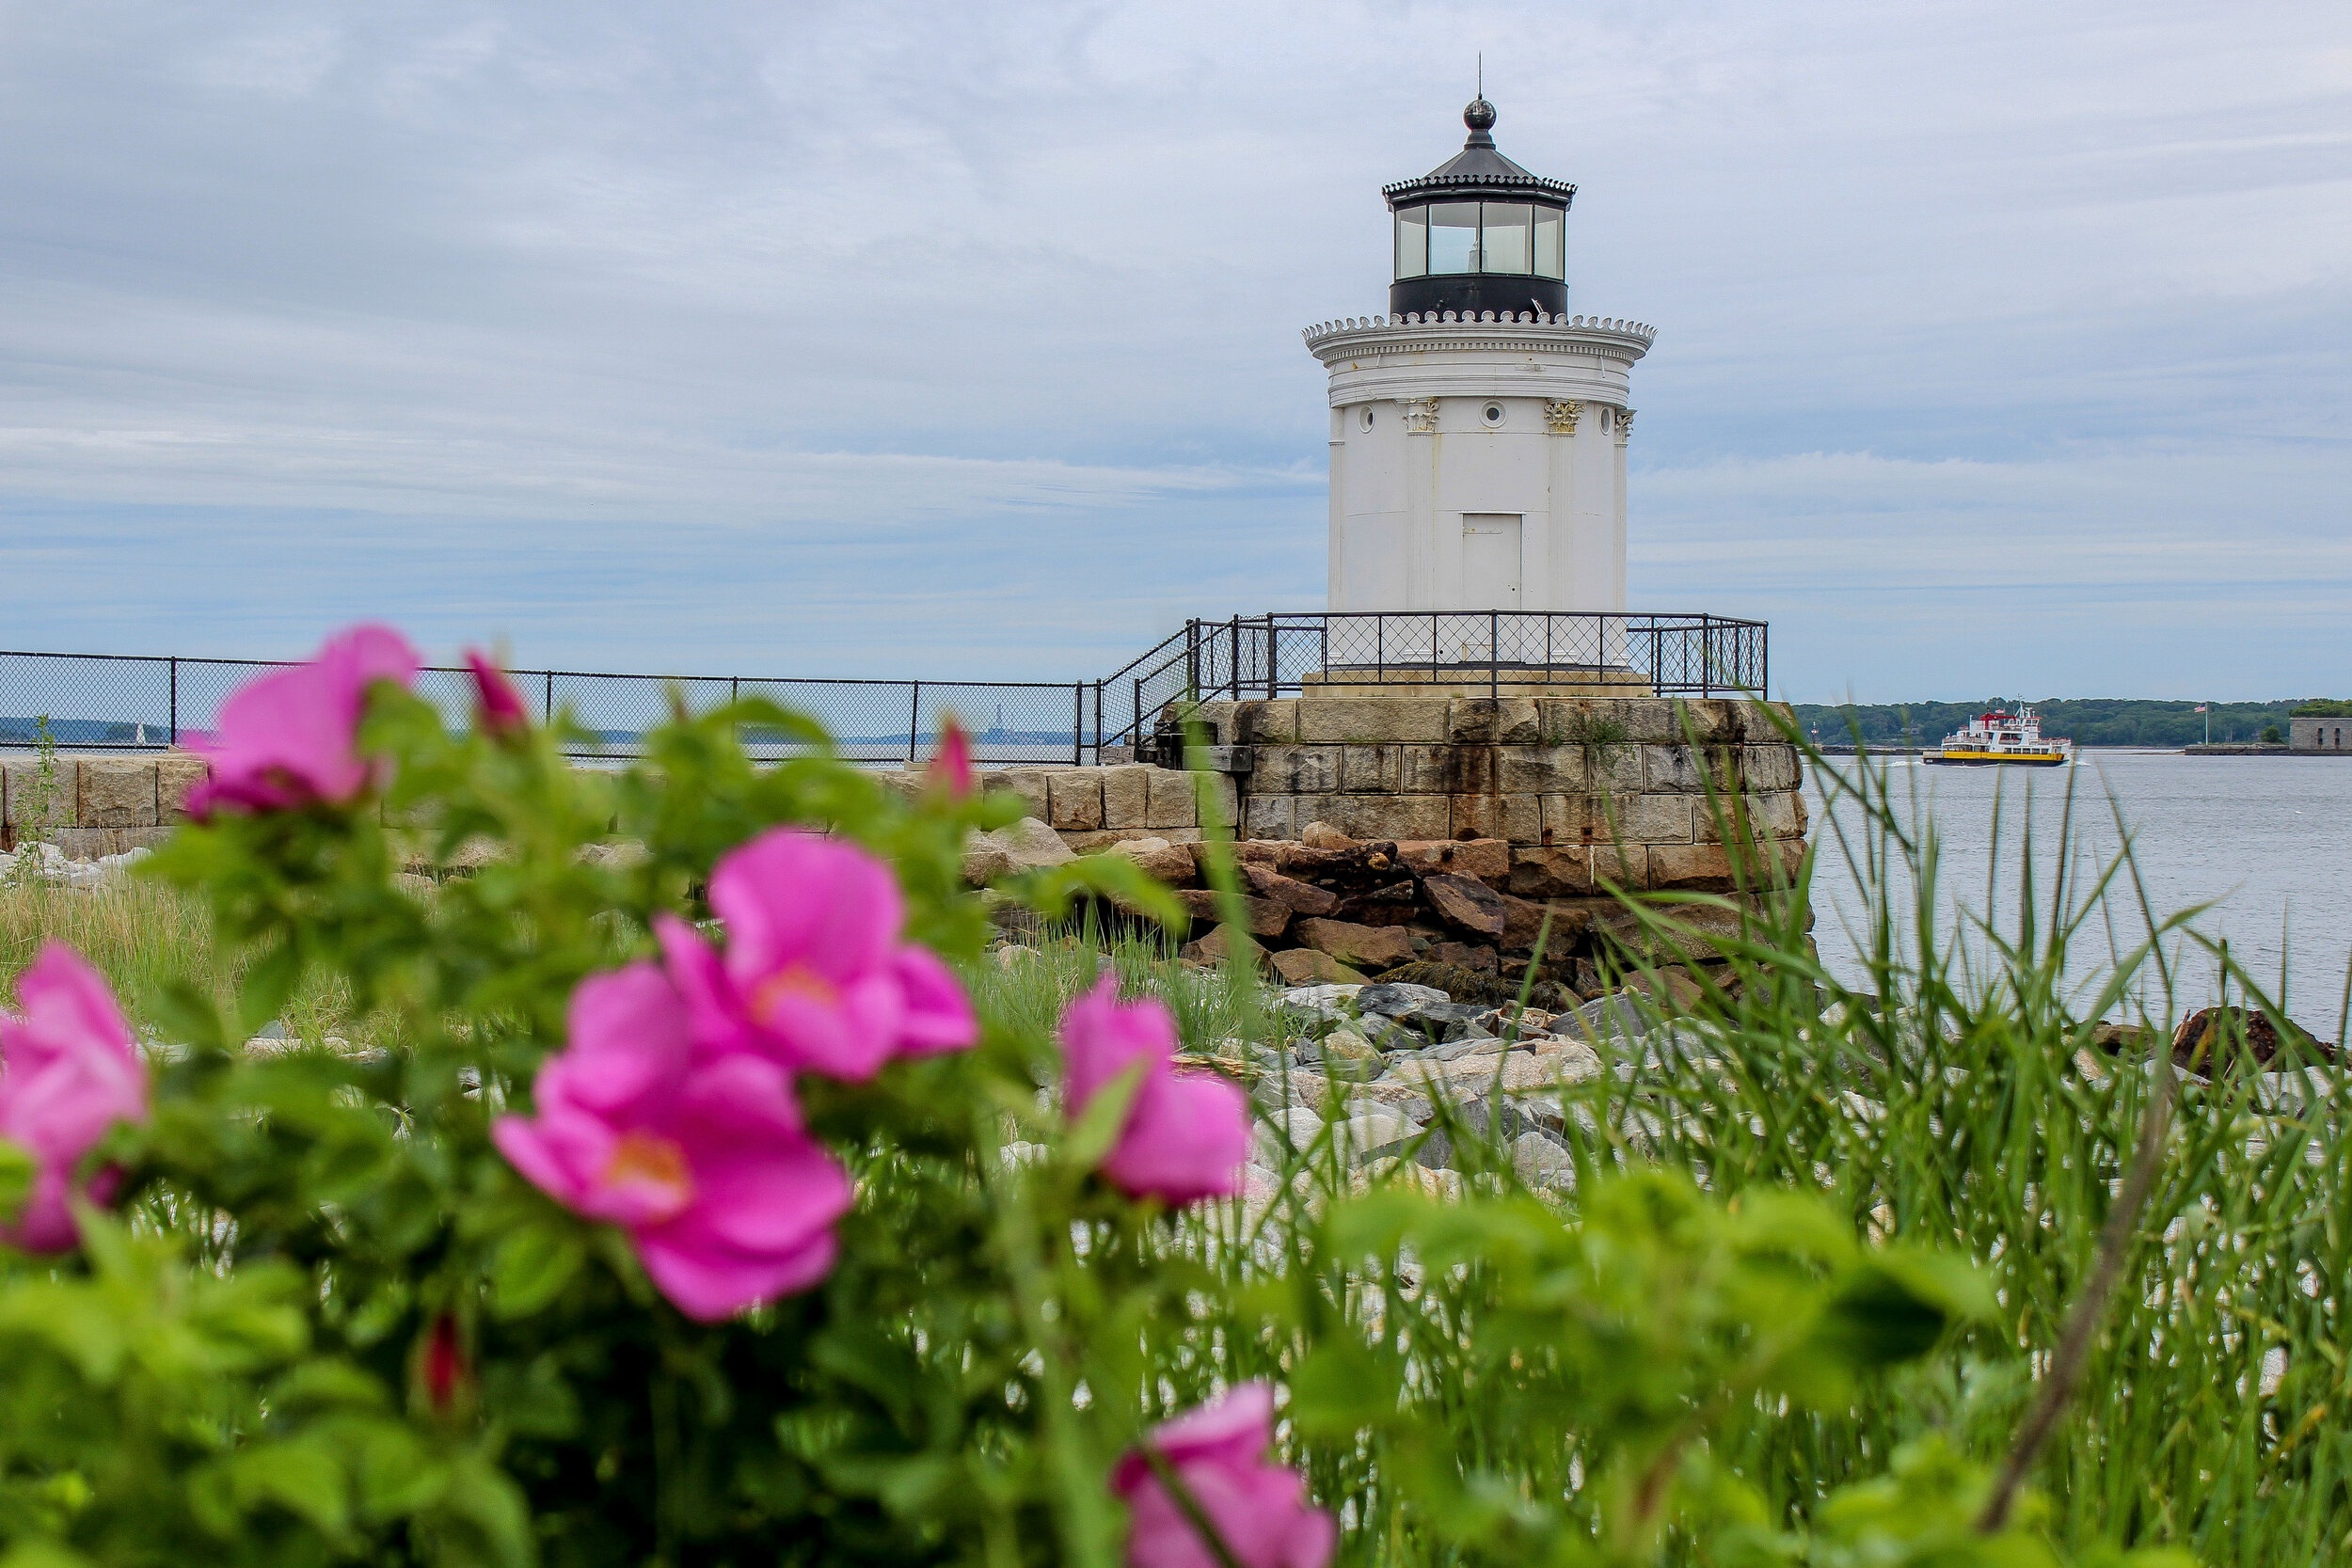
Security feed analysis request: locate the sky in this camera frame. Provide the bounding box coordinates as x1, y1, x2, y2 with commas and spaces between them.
0, 0, 2345, 703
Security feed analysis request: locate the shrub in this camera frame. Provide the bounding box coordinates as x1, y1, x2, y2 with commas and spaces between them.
0, 627, 2212, 1567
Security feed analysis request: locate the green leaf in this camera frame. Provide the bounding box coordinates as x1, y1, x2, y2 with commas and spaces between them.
226, 1440, 352, 1540
1814, 1250, 1996, 1372
0, 1540, 100, 1568
1289, 1334, 1405, 1437
428, 1452, 535, 1568
271, 1358, 394, 1412
487, 1222, 588, 1321
349, 1420, 449, 1523
237, 939, 306, 1037
149, 978, 230, 1055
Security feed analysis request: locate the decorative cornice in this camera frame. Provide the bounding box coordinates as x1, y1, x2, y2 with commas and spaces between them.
1616, 407, 1636, 444
1303, 310, 1656, 349
1544, 398, 1582, 435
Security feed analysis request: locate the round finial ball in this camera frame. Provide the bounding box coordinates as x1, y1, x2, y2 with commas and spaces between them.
1464, 96, 1497, 132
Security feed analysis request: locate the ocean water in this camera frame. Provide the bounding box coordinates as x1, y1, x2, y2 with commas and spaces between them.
1804, 752, 2352, 1031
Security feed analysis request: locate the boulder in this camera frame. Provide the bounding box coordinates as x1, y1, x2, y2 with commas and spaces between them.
1499, 892, 1591, 955
998, 816, 1079, 870
1627, 965, 1704, 1011
1274, 983, 1361, 1022
1428, 941, 1499, 975
1298, 820, 1358, 850
1422, 872, 1509, 939
1174, 889, 1291, 939
1356, 981, 1453, 1017
1271, 948, 1366, 986
1240, 862, 1340, 916
1294, 918, 1415, 972
1109, 836, 1200, 886
1254, 1106, 1325, 1164
1511, 1131, 1577, 1189
961, 833, 1014, 885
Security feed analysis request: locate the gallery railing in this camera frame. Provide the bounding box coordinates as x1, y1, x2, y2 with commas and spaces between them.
0, 610, 1764, 767
1088, 611, 1767, 754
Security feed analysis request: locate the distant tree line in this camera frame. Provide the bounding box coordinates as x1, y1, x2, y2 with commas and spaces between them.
1786, 698, 2342, 749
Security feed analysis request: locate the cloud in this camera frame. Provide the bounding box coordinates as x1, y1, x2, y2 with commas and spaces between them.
0, 0, 2344, 697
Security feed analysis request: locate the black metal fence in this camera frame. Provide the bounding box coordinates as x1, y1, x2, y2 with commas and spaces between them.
0, 610, 1765, 766
1091, 611, 1767, 752
0, 652, 1096, 766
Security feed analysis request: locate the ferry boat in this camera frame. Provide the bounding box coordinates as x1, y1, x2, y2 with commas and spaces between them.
1924, 705, 2074, 767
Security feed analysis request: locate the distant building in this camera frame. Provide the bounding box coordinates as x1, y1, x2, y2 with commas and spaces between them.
2291, 716, 2350, 752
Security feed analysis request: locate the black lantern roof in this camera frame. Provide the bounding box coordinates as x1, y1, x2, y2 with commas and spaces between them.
1382, 98, 1576, 209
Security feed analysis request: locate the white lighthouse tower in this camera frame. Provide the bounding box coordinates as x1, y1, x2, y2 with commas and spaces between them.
1304, 97, 1653, 616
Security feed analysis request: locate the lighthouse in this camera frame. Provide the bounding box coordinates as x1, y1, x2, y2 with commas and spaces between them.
1303, 97, 1653, 617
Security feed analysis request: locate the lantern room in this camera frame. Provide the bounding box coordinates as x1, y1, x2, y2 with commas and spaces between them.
1385, 97, 1573, 320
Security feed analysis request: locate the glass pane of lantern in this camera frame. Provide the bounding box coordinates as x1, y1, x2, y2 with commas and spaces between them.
1534, 206, 1565, 278
1393, 206, 1427, 279
1427, 202, 1481, 274
1481, 202, 1532, 274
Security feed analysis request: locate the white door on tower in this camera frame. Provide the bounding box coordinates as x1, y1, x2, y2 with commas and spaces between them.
1461, 515, 1522, 608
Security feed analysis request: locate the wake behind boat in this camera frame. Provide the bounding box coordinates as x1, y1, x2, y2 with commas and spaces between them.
1924, 705, 2074, 767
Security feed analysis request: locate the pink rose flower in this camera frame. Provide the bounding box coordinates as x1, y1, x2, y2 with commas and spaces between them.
653, 828, 977, 1081
1058, 976, 1249, 1205
0, 942, 150, 1253
1112, 1383, 1335, 1568
187, 623, 421, 816
465, 648, 532, 738
492, 960, 853, 1321
926, 716, 977, 800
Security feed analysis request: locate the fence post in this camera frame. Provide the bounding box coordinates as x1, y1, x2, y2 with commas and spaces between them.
1229, 617, 1240, 702
1489, 610, 1499, 700
907, 682, 922, 765
1265, 623, 1278, 700
167, 657, 179, 747
1094, 683, 1104, 762
1185, 621, 1200, 701
1073, 684, 1085, 766
543, 672, 554, 723
1431, 612, 1439, 684
1700, 616, 1713, 698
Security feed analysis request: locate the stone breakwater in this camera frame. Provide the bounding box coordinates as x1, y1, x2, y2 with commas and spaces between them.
953, 696, 1807, 990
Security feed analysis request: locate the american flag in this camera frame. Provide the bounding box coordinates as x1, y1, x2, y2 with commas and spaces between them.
2195, 703, 2209, 713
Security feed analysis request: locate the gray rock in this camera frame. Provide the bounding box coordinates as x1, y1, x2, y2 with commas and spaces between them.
1254, 1106, 1325, 1164
1511, 1131, 1577, 1189
1561, 992, 1649, 1047
1411, 1035, 1494, 1063
1357, 982, 1453, 1019
1277, 983, 1364, 1023
1333, 1107, 1418, 1160
1418, 1001, 1491, 1037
